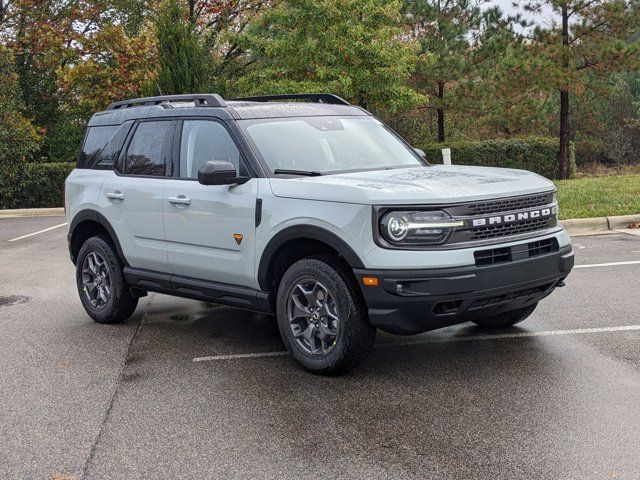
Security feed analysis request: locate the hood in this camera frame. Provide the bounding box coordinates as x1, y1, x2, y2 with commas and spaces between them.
268, 165, 555, 205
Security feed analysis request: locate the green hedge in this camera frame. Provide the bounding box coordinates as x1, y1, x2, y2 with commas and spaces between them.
0, 162, 75, 209
418, 137, 576, 180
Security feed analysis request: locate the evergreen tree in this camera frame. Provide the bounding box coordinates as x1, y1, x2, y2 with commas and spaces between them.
403, 0, 512, 142
513, 0, 640, 178
235, 0, 420, 113
156, 0, 210, 95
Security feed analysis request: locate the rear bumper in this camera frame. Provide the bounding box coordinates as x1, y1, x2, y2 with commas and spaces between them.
354, 246, 574, 335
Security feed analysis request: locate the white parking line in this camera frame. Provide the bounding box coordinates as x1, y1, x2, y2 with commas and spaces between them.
7, 222, 68, 242
575, 260, 640, 268
192, 324, 640, 363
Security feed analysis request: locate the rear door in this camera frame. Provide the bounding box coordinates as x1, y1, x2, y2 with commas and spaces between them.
163, 119, 258, 288
99, 120, 176, 272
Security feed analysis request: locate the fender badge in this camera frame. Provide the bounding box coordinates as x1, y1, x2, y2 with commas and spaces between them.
233, 233, 243, 245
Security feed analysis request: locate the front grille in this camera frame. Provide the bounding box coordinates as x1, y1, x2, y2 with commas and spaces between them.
474, 237, 559, 266
528, 237, 559, 257
470, 217, 552, 240
442, 192, 558, 245
467, 193, 551, 215
474, 247, 512, 266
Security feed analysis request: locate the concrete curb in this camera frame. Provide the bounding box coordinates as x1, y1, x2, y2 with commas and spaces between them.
562, 214, 640, 236
0, 207, 65, 218
608, 214, 640, 230
561, 217, 609, 235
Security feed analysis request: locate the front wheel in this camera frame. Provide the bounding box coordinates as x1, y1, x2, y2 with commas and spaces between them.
276, 255, 376, 374
472, 303, 538, 328
76, 236, 138, 324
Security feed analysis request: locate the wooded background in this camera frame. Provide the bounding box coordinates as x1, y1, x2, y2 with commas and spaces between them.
0, 0, 638, 205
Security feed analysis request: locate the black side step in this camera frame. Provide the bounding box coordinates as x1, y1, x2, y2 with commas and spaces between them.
123, 267, 273, 314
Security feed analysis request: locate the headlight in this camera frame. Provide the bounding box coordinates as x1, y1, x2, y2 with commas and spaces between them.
379, 210, 464, 246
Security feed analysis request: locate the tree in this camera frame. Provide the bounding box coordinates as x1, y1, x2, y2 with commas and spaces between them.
402, 0, 513, 142
513, 0, 640, 178
58, 22, 157, 120
184, 0, 269, 95
155, 0, 210, 94
3, 1, 116, 161
0, 46, 41, 205
235, 0, 420, 113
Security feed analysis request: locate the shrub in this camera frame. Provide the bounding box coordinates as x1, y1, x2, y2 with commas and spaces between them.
0, 46, 43, 206
418, 137, 576, 179
0, 162, 75, 209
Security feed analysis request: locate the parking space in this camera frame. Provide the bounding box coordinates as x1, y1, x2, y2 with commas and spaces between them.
0, 215, 67, 243
1, 217, 639, 479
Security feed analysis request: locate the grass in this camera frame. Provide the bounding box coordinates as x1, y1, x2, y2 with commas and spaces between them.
554, 173, 640, 219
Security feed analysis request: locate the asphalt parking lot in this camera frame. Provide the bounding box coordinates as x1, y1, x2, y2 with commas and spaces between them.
1, 216, 639, 480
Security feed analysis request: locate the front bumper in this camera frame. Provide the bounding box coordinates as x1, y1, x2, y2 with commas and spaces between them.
354, 245, 574, 335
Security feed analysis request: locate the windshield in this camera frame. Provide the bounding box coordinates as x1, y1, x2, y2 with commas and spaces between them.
239, 116, 424, 175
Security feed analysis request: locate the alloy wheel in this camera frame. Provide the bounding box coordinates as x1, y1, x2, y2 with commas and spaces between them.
81, 251, 111, 309
287, 279, 340, 355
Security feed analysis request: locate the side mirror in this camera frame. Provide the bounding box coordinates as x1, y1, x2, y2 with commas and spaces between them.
197, 161, 248, 186
413, 147, 426, 159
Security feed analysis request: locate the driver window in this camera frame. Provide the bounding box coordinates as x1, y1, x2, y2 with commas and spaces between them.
179, 120, 243, 179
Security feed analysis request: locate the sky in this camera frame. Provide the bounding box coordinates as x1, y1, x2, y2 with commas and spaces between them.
488, 0, 558, 28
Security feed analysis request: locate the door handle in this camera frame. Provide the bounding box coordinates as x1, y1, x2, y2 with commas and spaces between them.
168, 195, 191, 205
106, 191, 125, 200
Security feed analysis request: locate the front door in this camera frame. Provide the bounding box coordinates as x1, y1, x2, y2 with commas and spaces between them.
163, 119, 258, 288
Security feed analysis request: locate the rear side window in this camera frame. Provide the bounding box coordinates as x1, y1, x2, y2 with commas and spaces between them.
77, 125, 118, 168
123, 121, 173, 176
94, 122, 133, 169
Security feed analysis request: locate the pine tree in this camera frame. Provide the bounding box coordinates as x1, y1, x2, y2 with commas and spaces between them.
403, 0, 512, 142
156, 0, 210, 95
512, 0, 640, 178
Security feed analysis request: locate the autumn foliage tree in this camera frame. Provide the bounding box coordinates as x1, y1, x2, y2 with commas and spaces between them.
58, 23, 157, 117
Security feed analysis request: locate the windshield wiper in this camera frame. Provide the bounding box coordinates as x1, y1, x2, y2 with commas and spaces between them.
273, 169, 322, 176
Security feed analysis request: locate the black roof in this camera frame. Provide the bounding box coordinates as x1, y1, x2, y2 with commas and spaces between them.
88, 94, 370, 127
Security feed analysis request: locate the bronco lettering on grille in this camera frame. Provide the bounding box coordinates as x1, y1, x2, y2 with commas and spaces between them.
471, 208, 552, 227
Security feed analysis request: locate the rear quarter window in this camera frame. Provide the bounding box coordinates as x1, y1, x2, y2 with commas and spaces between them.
77, 125, 118, 169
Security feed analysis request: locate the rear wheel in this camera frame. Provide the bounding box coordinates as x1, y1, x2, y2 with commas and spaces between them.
76, 236, 138, 324
276, 255, 376, 374
472, 303, 538, 328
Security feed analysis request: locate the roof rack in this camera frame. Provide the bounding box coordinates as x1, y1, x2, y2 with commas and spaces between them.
232, 93, 350, 106
106, 94, 226, 110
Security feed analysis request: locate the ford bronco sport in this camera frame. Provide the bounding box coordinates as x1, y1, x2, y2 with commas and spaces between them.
65, 93, 574, 374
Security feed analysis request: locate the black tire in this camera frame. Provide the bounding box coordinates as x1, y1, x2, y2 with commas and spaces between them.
76, 235, 138, 324
472, 303, 538, 328
276, 255, 376, 374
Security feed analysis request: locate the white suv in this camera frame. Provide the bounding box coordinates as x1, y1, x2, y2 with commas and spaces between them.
65, 93, 574, 374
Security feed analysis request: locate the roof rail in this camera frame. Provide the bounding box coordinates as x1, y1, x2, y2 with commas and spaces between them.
106, 94, 227, 110
232, 93, 350, 106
